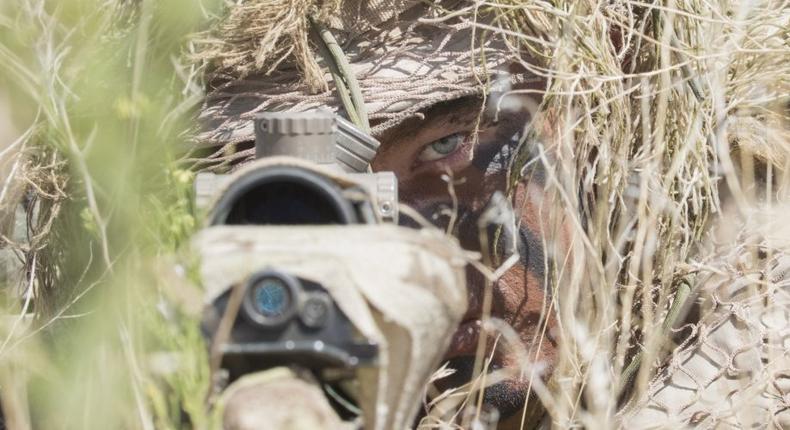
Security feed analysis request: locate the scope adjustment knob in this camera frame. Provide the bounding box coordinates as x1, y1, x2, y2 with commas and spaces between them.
254, 110, 337, 164
256, 110, 335, 135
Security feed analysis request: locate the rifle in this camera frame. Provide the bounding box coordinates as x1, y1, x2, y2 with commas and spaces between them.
193, 110, 468, 429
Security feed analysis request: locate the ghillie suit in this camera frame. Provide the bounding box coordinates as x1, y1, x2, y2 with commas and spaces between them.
191, 0, 790, 428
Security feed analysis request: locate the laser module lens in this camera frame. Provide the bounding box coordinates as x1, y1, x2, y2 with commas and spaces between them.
242, 271, 300, 327
253, 278, 291, 318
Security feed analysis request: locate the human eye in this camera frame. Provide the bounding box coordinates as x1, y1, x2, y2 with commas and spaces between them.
417, 132, 469, 162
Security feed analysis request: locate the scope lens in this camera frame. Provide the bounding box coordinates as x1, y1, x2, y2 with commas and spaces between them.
213, 167, 358, 226
251, 277, 292, 318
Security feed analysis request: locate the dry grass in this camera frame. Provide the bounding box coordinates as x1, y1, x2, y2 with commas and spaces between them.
193, 0, 343, 92
0, 0, 217, 428
411, 1, 790, 428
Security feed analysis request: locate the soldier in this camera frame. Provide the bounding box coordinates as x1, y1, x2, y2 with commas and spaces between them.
196, 1, 789, 428
197, 2, 564, 428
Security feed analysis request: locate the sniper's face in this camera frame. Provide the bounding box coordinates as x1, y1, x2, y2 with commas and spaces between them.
372, 94, 561, 424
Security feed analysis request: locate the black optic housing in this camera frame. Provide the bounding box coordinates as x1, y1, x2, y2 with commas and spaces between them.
203, 270, 378, 379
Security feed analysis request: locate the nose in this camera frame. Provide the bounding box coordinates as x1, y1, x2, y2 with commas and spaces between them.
397, 193, 485, 255
396, 198, 455, 232
399, 191, 522, 268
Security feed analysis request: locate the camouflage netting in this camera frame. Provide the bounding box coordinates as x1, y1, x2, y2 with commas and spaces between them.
192, 0, 531, 169
189, 0, 790, 428
622, 203, 790, 429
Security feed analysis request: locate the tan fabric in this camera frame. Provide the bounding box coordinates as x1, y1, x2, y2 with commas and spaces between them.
194, 224, 468, 430
219, 368, 353, 430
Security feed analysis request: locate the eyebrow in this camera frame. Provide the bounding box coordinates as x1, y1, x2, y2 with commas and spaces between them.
376, 95, 485, 146
428, 95, 487, 125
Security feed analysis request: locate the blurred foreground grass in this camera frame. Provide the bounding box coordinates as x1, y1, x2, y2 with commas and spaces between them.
0, 1, 220, 428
